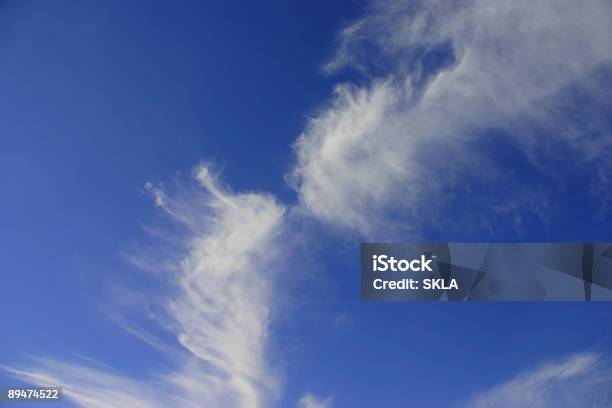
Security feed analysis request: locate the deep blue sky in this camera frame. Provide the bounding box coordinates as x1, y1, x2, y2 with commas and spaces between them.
1, 1, 611, 407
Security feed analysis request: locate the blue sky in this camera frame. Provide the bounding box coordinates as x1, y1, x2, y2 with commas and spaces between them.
1, 1, 612, 407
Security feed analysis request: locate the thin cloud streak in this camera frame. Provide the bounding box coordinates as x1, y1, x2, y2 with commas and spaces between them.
298, 393, 334, 408
2, 359, 169, 408
466, 352, 612, 407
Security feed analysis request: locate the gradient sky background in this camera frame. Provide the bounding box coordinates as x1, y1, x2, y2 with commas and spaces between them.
1, 1, 612, 407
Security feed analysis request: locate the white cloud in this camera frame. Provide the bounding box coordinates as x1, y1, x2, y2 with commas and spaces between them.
298, 393, 333, 408
291, 0, 612, 236
2, 359, 169, 408
4, 164, 287, 408
155, 164, 286, 407
466, 352, 612, 407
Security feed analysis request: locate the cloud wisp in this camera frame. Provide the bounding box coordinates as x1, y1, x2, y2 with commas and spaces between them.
2, 359, 169, 408
291, 0, 612, 237
298, 393, 334, 408
466, 352, 612, 407
4, 164, 287, 408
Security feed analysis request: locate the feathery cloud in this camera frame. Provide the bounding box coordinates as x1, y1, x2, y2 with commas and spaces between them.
291, 0, 612, 236
4, 164, 287, 408
466, 352, 612, 407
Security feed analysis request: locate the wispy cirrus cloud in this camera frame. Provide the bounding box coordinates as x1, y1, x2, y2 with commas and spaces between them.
466, 352, 612, 407
291, 0, 612, 237
2, 359, 169, 408
4, 164, 287, 408
150, 165, 286, 407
